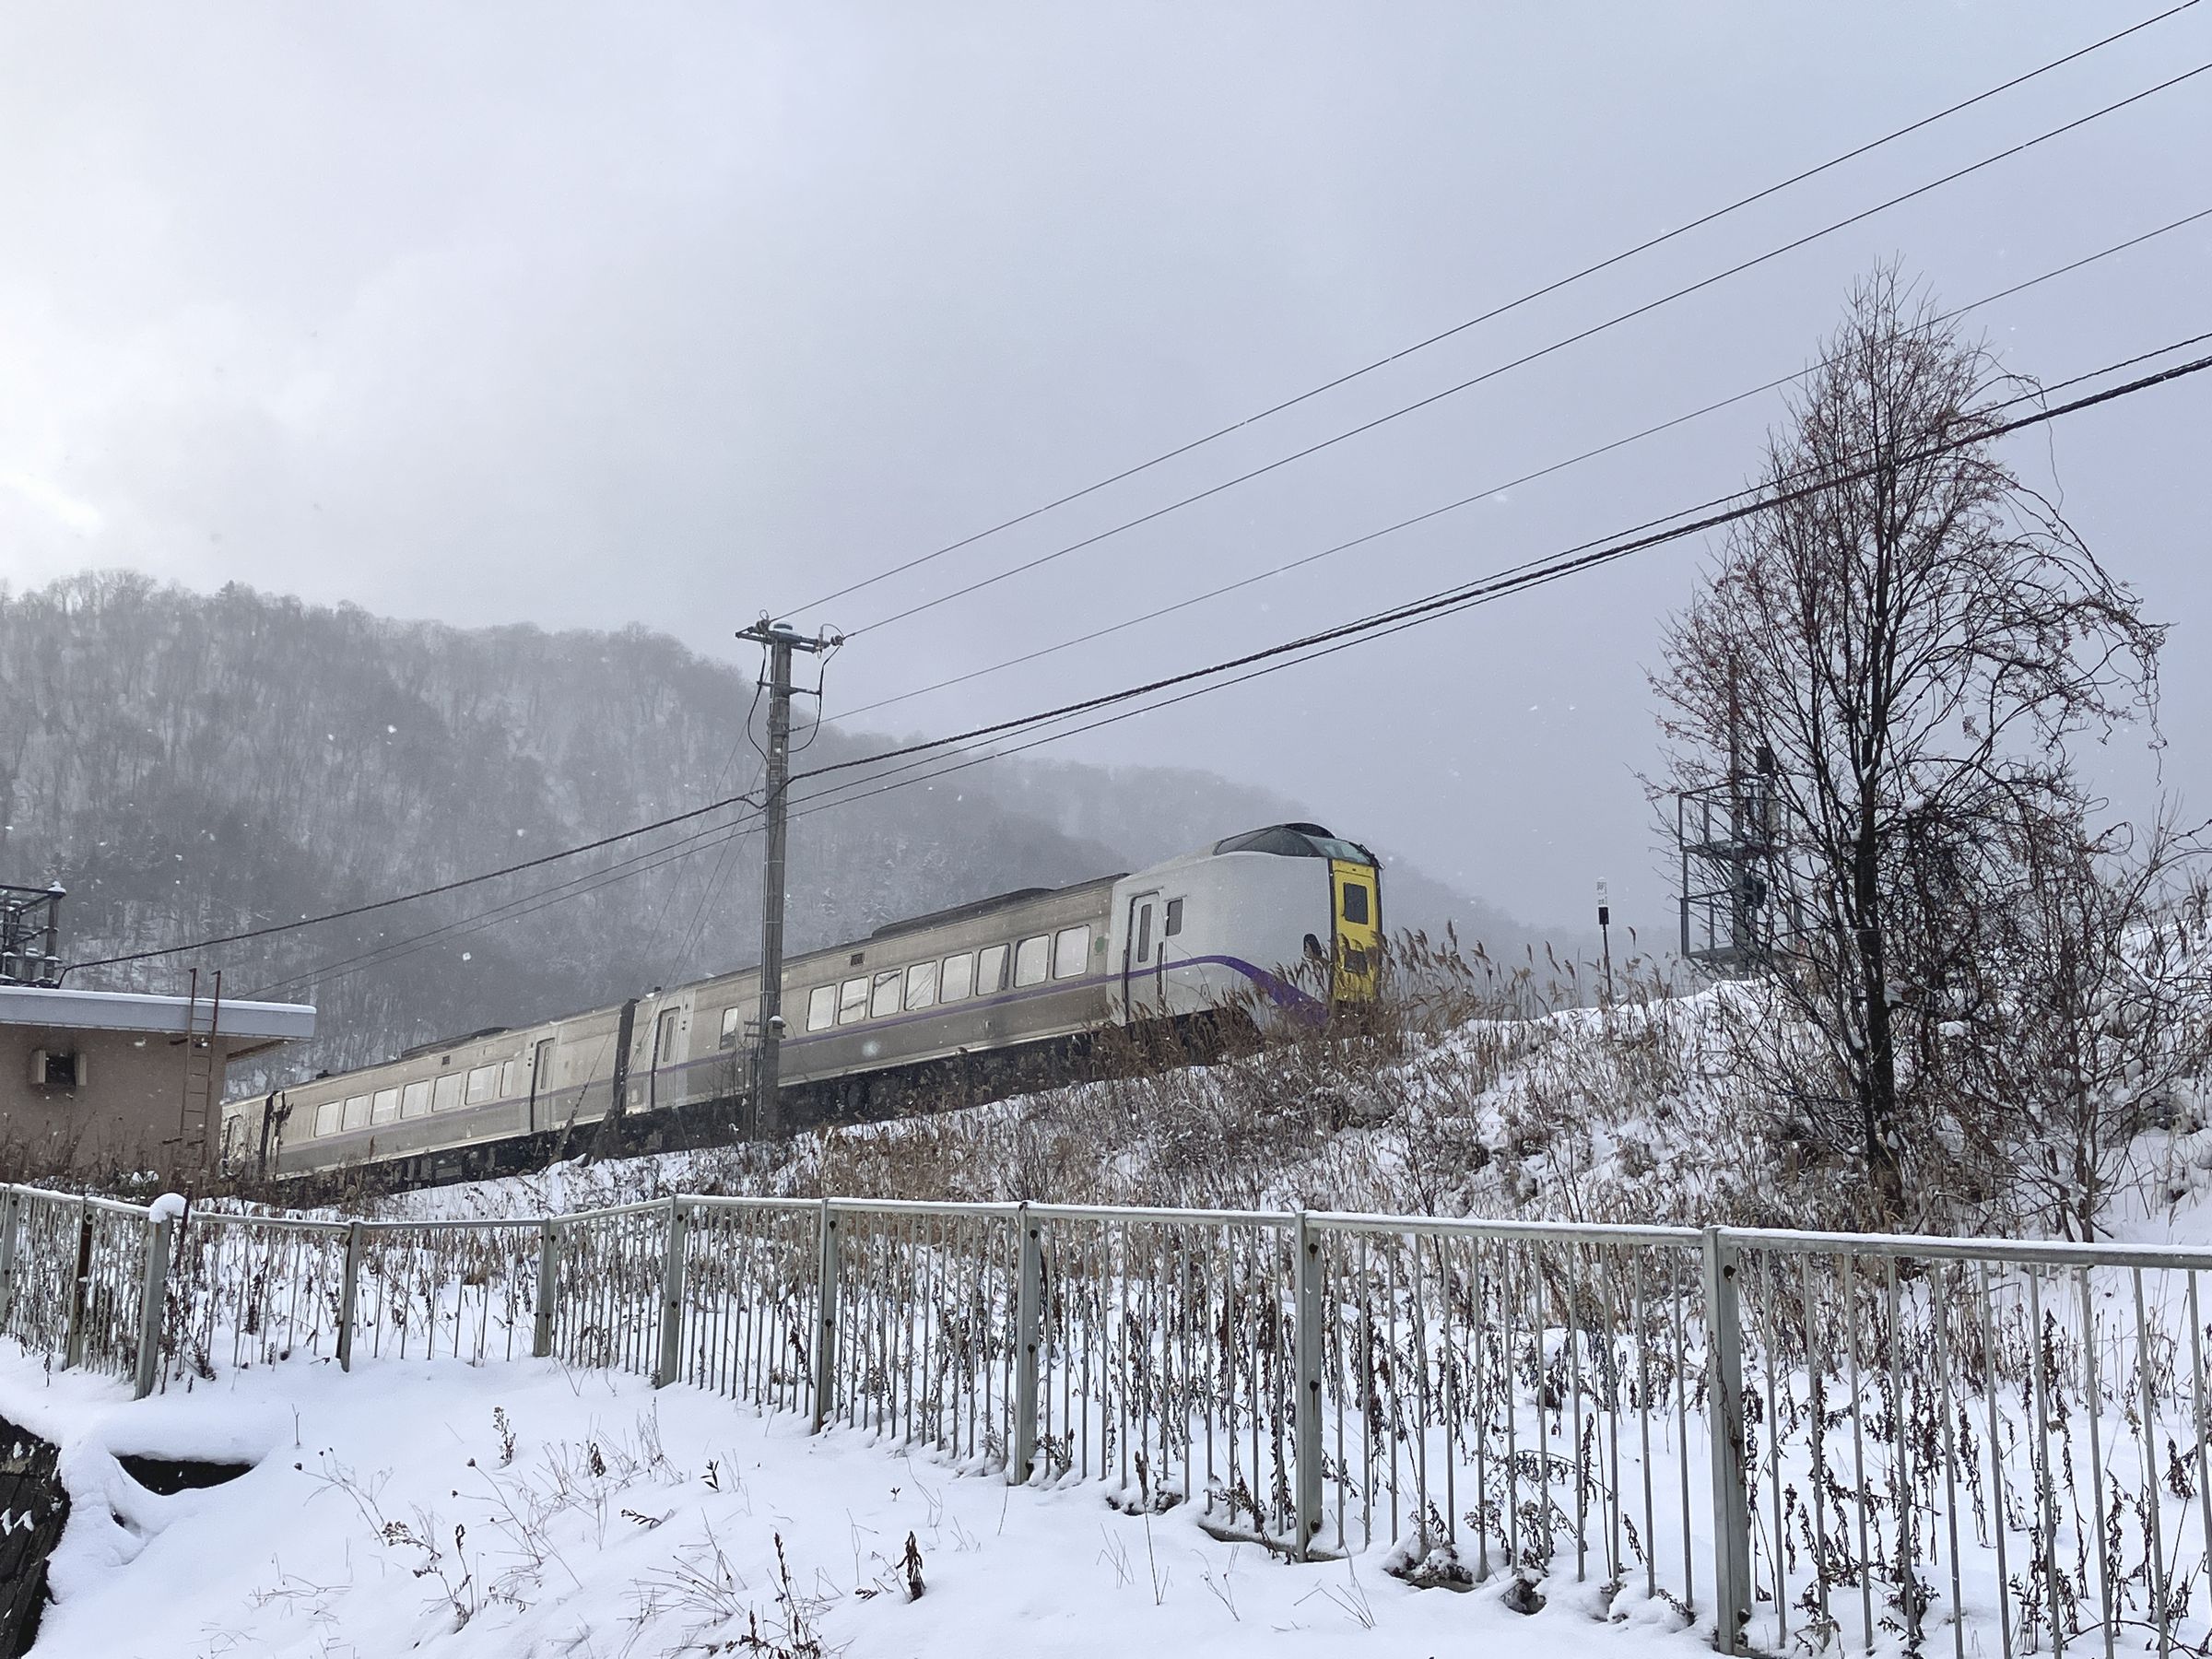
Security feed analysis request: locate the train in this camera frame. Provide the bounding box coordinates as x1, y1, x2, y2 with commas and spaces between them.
222, 822, 1382, 1184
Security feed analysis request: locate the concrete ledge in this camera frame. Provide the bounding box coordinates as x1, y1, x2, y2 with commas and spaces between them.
0, 985, 315, 1043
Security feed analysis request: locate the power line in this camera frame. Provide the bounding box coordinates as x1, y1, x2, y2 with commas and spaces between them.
249, 808, 767, 1000
92, 332, 2212, 984
245, 649, 824, 1008
250, 688, 778, 1001
754, 311, 2205, 832
845, 59, 2212, 640
66, 788, 763, 976
680, 332, 2212, 840
790, 339, 2212, 788
782, 1, 2203, 620
830, 206, 2212, 727
669, 730, 767, 974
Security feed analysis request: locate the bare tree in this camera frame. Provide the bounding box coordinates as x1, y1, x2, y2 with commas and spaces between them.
1655, 267, 2163, 1220
1942, 806, 2212, 1239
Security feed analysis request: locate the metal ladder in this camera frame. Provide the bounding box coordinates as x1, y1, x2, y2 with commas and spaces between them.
175, 967, 223, 1171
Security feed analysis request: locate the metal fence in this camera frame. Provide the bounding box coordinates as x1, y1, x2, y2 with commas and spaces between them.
11, 1180, 2212, 1653
0, 1186, 162, 1387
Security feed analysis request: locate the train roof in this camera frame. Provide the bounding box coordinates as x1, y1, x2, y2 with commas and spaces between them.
397, 1025, 508, 1059
869, 873, 1124, 940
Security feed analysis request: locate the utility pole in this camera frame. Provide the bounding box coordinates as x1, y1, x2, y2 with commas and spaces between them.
737, 617, 839, 1136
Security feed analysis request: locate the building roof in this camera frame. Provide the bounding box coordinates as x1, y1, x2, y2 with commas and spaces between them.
0, 983, 315, 1044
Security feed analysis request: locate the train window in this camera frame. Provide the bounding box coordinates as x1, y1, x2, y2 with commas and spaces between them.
722, 1006, 744, 1048
1014, 935, 1050, 987
939, 952, 973, 1002
870, 969, 902, 1018
314, 1100, 341, 1138
839, 977, 868, 1024
806, 986, 836, 1032
341, 1094, 371, 1132
905, 959, 937, 1009
432, 1072, 465, 1112
1341, 881, 1371, 925
1135, 902, 1153, 963
466, 1065, 498, 1104
365, 1091, 394, 1127
977, 944, 1009, 994
1164, 898, 1184, 936
500, 1058, 523, 1097
1053, 925, 1090, 979
400, 1080, 430, 1119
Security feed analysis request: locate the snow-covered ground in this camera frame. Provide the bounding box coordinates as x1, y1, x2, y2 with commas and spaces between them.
21, 984, 2212, 1654
2, 1347, 1707, 1659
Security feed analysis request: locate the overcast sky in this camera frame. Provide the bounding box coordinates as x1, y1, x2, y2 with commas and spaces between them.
3, 2, 2206, 939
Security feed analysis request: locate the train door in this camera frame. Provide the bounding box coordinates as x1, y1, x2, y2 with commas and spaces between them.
1329, 858, 1382, 1003
650, 1007, 682, 1110
528, 1038, 556, 1133
1123, 889, 1164, 1018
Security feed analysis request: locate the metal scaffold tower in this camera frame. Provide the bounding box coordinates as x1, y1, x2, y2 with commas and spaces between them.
1676, 744, 1780, 978
0, 883, 65, 987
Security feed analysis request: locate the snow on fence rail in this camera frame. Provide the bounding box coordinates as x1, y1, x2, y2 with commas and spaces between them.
4, 1182, 2212, 1654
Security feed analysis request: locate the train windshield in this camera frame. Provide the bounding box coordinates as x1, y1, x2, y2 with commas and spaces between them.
1212, 823, 1377, 865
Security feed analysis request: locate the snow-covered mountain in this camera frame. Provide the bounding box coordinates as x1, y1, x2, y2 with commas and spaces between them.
0, 571, 1546, 1081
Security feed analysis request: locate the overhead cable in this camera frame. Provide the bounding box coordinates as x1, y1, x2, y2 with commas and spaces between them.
792, 342, 2212, 783
782, 2, 2203, 620
846, 60, 2212, 638
831, 206, 2212, 725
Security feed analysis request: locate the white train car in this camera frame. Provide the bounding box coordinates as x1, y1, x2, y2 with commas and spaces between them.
226, 823, 1382, 1183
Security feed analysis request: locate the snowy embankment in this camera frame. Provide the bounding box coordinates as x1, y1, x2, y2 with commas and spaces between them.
0, 1348, 1702, 1659
358, 981, 2212, 1240
363, 989, 1788, 1230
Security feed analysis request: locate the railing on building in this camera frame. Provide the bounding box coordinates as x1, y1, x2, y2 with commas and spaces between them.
6, 1180, 2212, 1654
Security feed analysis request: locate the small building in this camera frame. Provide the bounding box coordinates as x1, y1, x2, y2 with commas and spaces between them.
0, 884, 315, 1177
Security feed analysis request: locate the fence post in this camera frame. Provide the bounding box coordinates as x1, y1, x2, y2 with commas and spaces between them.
1701, 1225, 1752, 1654
335, 1219, 364, 1373
1010, 1203, 1041, 1483
0, 1188, 19, 1331
810, 1198, 839, 1433
532, 1218, 559, 1359
62, 1197, 91, 1371
1293, 1209, 1324, 1559
654, 1196, 689, 1388
133, 1214, 174, 1400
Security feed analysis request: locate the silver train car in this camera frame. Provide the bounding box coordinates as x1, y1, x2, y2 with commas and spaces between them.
225, 823, 1382, 1183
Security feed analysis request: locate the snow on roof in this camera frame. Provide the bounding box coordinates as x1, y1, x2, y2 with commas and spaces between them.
0, 983, 315, 1042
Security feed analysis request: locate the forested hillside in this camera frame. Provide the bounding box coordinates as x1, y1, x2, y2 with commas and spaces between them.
0, 572, 1544, 1080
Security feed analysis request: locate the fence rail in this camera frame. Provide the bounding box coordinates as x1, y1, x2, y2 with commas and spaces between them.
7, 1180, 2212, 1654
